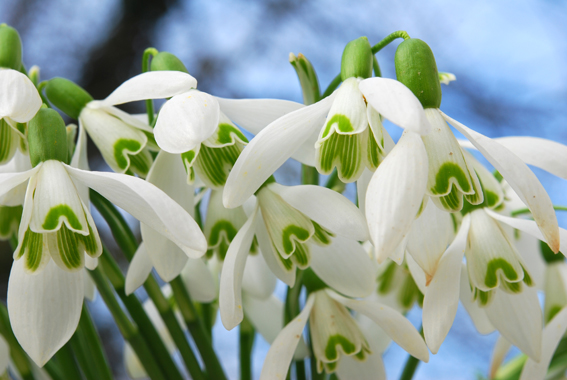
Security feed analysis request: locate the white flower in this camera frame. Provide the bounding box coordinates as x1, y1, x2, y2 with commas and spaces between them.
219, 182, 373, 330
260, 289, 429, 380
0, 69, 42, 164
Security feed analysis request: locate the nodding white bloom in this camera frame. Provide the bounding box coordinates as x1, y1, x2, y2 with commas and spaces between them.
260, 289, 429, 380
219, 182, 373, 330
0, 69, 42, 164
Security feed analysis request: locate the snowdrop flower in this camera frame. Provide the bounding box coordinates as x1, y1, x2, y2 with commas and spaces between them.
219, 181, 373, 330
223, 37, 397, 208
359, 38, 559, 263
260, 285, 429, 379
2, 109, 206, 365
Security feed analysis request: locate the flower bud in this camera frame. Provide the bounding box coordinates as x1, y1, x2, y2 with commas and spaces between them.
395, 38, 442, 109
28, 108, 68, 167
340, 36, 373, 81
150, 52, 189, 73
45, 78, 93, 120
0, 24, 22, 70
289, 52, 320, 105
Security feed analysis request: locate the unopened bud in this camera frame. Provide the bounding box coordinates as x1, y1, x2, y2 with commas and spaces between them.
45, 78, 93, 119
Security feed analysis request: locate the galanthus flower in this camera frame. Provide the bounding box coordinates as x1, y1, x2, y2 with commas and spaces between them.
2, 109, 206, 365
358, 38, 559, 264
260, 286, 429, 379
219, 181, 373, 330
0, 69, 42, 164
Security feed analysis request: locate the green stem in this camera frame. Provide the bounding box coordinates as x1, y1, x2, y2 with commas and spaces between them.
54, 344, 83, 380
0, 304, 35, 380
70, 303, 114, 380
43, 360, 64, 380
239, 317, 255, 380
201, 302, 214, 338
91, 191, 206, 380
295, 360, 307, 380
324, 169, 345, 193
170, 277, 228, 380
142, 47, 159, 125
88, 267, 167, 380
399, 354, 420, 380
307, 324, 325, 380
321, 73, 342, 99
302, 165, 319, 186
511, 205, 567, 217
373, 55, 382, 78
371, 30, 410, 54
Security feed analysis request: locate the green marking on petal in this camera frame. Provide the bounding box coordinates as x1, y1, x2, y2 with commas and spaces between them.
181, 150, 197, 184
113, 139, 142, 170
0, 119, 17, 164
42, 204, 83, 231
399, 273, 422, 309
473, 288, 494, 307
274, 246, 294, 271
501, 280, 522, 294
290, 242, 310, 269
521, 264, 533, 287
128, 150, 153, 178
366, 126, 384, 170
216, 123, 248, 145
431, 162, 471, 195
324, 335, 356, 361
196, 144, 241, 188
311, 221, 335, 246
249, 236, 259, 255
377, 261, 397, 294
56, 225, 82, 269
78, 221, 99, 257
436, 185, 463, 212
547, 305, 563, 323
20, 228, 44, 271
322, 114, 354, 138
208, 220, 238, 261
0, 205, 22, 238
484, 190, 499, 208
318, 131, 362, 182
484, 258, 519, 288
282, 225, 311, 255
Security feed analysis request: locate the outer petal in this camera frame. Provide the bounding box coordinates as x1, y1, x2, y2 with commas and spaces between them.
327, 290, 429, 363
8, 259, 83, 366
154, 90, 220, 154
219, 207, 259, 330
102, 71, 197, 106
459, 265, 495, 335
366, 131, 428, 263
310, 236, 375, 298
259, 294, 315, 380
65, 166, 207, 255
215, 97, 304, 135
241, 252, 277, 300
270, 183, 369, 241
0, 69, 42, 122
422, 214, 471, 354
489, 336, 512, 380
358, 77, 431, 135
125, 243, 153, 295
356, 168, 373, 216
181, 258, 217, 303
442, 112, 559, 252
141, 223, 189, 282
520, 306, 567, 380
0, 166, 38, 200
485, 287, 542, 361
223, 93, 336, 208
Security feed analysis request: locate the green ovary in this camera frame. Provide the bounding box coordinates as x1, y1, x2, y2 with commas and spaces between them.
324, 335, 356, 361
42, 204, 83, 231
484, 258, 519, 288
431, 162, 471, 195
113, 139, 142, 170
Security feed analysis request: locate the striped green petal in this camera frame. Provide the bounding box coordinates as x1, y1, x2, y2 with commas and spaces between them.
316, 130, 365, 182
181, 147, 199, 185
365, 106, 392, 171
194, 143, 243, 189
127, 148, 153, 178
15, 227, 50, 273
204, 112, 248, 148
0, 118, 19, 165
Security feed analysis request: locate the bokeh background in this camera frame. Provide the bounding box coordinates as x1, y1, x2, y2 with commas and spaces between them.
1, 0, 567, 379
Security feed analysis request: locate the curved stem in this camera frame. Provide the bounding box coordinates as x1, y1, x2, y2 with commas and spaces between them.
511, 205, 567, 217
371, 30, 410, 54
142, 47, 159, 125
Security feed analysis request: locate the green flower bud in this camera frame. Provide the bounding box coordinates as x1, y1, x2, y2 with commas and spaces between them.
289, 52, 320, 105
395, 38, 442, 109
341, 36, 373, 81
150, 52, 189, 73
302, 268, 328, 294
0, 24, 22, 70
45, 78, 93, 120
28, 108, 68, 167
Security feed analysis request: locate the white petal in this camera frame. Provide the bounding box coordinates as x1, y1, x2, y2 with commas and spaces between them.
489, 336, 512, 380
70, 124, 90, 205
270, 183, 368, 241
66, 165, 207, 255
0, 167, 37, 200
0, 69, 42, 122
102, 71, 197, 106
125, 243, 153, 295
520, 306, 567, 380
181, 258, 217, 303
215, 97, 304, 135
485, 287, 542, 361
223, 93, 336, 208
83, 270, 96, 300
327, 290, 429, 362
154, 90, 220, 154
358, 77, 431, 135
84, 256, 98, 271
124, 343, 147, 379
422, 214, 471, 354
310, 236, 375, 298
366, 131, 428, 263
0, 335, 9, 374
336, 353, 385, 380
356, 168, 373, 216
405, 253, 427, 295
459, 265, 495, 335
259, 294, 315, 380
485, 209, 567, 255
290, 127, 319, 166
241, 252, 277, 300
8, 259, 83, 366
141, 222, 190, 282
442, 112, 559, 252
219, 207, 259, 330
